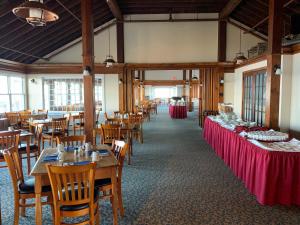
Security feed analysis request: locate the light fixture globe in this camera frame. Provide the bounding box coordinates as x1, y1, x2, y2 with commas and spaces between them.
12, 0, 59, 27
104, 55, 116, 67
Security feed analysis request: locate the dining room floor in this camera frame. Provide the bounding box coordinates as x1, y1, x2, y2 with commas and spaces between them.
1, 107, 300, 225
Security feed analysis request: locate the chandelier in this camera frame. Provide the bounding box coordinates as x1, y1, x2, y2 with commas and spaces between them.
12, 0, 59, 27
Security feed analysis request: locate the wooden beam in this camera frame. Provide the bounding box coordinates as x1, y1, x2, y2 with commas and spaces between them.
81, 0, 95, 142
106, 0, 123, 21
0, 45, 48, 60
220, 0, 242, 19
189, 70, 193, 112
116, 21, 124, 63
265, 0, 283, 129
55, 0, 82, 24
218, 20, 227, 62
245, 0, 295, 34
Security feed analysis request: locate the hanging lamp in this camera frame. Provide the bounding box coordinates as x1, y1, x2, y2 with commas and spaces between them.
234, 29, 247, 64
104, 27, 116, 67
12, 0, 59, 27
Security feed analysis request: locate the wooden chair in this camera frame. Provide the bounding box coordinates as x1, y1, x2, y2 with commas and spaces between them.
57, 135, 86, 147
95, 140, 128, 217
3, 146, 53, 225
129, 114, 143, 144
46, 163, 99, 225
0, 130, 20, 168
19, 114, 31, 130
71, 112, 84, 135
41, 117, 68, 148
18, 125, 43, 174
5, 112, 20, 128
100, 124, 121, 145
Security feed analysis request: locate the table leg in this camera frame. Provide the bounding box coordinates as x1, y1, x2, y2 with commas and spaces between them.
111, 169, 118, 225
35, 175, 42, 225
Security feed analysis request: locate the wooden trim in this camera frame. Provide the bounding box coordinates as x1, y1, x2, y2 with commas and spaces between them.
282, 43, 300, 55
139, 80, 186, 86
0, 59, 26, 73
243, 67, 267, 76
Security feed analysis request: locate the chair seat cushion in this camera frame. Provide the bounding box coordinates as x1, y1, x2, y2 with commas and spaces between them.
94, 178, 111, 188
18, 143, 38, 152
19, 177, 51, 194
60, 187, 99, 212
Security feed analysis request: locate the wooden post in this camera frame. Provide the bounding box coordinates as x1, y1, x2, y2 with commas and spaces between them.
218, 20, 227, 62
141, 70, 145, 102
189, 70, 193, 112
183, 70, 186, 98
265, 0, 283, 129
116, 21, 124, 63
81, 0, 95, 142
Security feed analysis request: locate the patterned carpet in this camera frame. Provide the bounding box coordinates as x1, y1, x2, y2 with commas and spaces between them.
1, 108, 300, 225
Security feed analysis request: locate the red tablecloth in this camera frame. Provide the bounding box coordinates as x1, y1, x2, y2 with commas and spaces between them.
203, 117, 300, 206
169, 105, 187, 119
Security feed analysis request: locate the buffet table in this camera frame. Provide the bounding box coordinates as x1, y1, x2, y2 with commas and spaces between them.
169, 105, 187, 119
203, 117, 300, 206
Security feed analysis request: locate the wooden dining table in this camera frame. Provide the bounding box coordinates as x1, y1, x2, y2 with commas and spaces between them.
30, 145, 119, 225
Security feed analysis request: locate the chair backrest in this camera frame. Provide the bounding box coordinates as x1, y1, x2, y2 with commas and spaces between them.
100, 124, 120, 144
51, 117, 68, 133
19, 110, 31, 116
5, 112, 20, 127
19, 114, 31, 129
46, 163, 96, 207
112, 140, 128, 178
129, 114, 143, 126
57, 135, 86, 146
92, 128, 101, 145
0, 130, 20, 150
3, 146, 24, 197
113, 111, 120, 118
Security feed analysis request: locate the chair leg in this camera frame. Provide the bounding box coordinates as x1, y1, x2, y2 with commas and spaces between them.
14, 199, 20, 225
20, 198, 26, 217
117, 183, 124, 217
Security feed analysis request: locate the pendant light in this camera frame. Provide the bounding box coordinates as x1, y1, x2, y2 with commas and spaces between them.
234, 29, 247, 64
12, 0, 59, 27
104, 27, 116, 67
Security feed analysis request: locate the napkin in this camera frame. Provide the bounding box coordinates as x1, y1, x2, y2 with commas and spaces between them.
97, 149, 109, 156
73, 161, 91, 165
43, 154, 58, 162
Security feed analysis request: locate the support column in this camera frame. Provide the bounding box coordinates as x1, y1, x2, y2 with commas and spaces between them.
218, 20, 227, 62
189, 70, 193, 112
183, 70, 186, 99
265, 0, 283, 129
116, 21, 124, 63
81, 0, 95, 142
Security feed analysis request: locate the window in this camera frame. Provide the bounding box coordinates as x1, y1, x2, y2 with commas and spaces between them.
43, 78, 103, 111
0, 75, 26, 113
242, 69, 267, 126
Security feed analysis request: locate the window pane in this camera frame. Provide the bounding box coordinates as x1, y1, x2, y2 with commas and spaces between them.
0, 95, 10, 112
11, 95, 25, 111
10, 77, 23, 94
0, 76, 8, 94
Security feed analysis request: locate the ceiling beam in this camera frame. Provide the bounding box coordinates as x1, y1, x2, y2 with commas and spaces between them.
220, 0, 243, 19
246, 0, 296, 33
55, 0, 81, 23
106, 0, 123, 21
0, 45, 48, 60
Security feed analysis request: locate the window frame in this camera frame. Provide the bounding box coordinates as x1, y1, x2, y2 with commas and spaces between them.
242, 67, 267, 126
0, 74, 26, 112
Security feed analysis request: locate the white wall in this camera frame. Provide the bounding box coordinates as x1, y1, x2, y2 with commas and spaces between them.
224, 73, 235, 104
125, 21, 218, 63
39, 25, 117, 64
279, 55, 293, 131
226, 23, 262, 62
103, 74, 119, 114
290, 53, 300, 132
233, 60, 267, 116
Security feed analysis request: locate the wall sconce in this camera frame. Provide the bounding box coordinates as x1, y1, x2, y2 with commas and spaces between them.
192, 76, 198, 80
83, 66, 91, 75
185, 80, 190, 85
274, 65, 282, 75
220, 79, 224, 84
30, 78, 37, 84
119, 78, 123, 84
